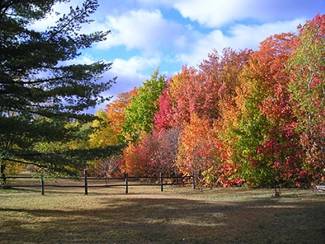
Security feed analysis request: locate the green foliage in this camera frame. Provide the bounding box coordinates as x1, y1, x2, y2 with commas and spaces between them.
288, 18, 324, 133
287, 16, 325, 183
122, 71, 166, 142
233, 93, 271, 186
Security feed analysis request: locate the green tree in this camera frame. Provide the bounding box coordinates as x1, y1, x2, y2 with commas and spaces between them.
0, 0, 120, 179
288, 15, 325, 184
122, 71, 166, 142
233, 33, 299, 186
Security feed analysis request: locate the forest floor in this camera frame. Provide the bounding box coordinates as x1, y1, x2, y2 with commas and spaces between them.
0, 186, 324, 243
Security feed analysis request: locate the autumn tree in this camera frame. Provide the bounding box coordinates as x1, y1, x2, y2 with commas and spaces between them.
167, 66, 219, 127
106, 89, 137, 138
122, 133, 159, 176
232, 33, 305, 186
154, 88, 174, 132
288, 15, 325, 184
88, 110, 119, 148
202, 49, 251, 164
151, 128, 180, 175
122, 71, 165, 142
87, 90, 137, 176
122, 128, 180, 176
176, 114, 220, 175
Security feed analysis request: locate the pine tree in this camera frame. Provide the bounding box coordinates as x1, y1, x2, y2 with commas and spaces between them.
0, 0, 120, 178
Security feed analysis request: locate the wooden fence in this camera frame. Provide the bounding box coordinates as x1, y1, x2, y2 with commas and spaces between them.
1, 170, 196, 195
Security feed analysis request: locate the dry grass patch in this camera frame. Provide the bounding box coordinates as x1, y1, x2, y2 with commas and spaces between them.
0, 187, 324, 243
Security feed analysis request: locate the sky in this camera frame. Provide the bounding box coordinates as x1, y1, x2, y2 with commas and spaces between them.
31, 0, 324, 109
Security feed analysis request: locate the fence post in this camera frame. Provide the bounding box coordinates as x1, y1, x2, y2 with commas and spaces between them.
40, 175, 45, 195
274, 181, 281, 198
84, 169, 88, 195
192, 171, 196, 190
160, 172, 163, 192
125, 172, 128, 194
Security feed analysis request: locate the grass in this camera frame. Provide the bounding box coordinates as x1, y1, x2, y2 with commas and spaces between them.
0, 186, 324, 243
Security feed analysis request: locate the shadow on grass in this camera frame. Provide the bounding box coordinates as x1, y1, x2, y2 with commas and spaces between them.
0, 186, 195, 196
1, 195, 325, 243
0, 187, 40, 194
0, 187, 125, 196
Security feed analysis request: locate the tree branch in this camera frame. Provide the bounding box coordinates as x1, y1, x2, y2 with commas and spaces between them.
3, 157, 44, 168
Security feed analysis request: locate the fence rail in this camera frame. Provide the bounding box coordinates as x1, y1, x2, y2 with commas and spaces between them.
0, 170, 196, 195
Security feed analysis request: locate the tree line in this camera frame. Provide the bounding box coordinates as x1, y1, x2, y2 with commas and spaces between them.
97, 15, 324, 187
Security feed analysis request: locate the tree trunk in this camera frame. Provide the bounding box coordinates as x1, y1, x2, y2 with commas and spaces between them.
0, 161, 6, 186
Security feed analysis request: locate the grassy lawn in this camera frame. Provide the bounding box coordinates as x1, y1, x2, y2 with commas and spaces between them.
0, 186, 324, 243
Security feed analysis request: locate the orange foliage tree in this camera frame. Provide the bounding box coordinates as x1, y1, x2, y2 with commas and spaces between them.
106, 89, 137, 139
176, 114, 221, 175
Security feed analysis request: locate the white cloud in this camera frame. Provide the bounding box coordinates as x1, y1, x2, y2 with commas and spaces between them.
168, 0, 319, 28
59, 53, 159, 96
66, 54, 160, 88
90, 55, 160, 95
229, 19, 304, 48
178, 18, 304, 66
94, 55, 160, 110
132, 0, 265, 27
76, 54, 160, 111
173, 0, 256, 28
95, 9, 192, 53
111, 56, 160, 82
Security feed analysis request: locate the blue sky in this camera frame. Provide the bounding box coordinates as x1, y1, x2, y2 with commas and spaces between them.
32, 0, 324, 108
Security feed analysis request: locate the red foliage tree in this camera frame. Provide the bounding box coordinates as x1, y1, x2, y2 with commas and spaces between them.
154, 88, 174, 132
122, 128, 180, 176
